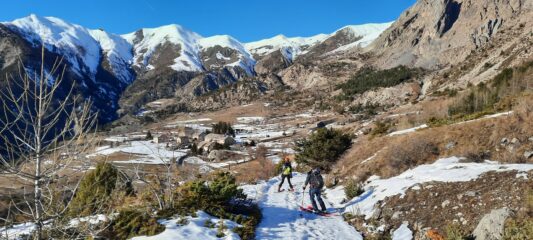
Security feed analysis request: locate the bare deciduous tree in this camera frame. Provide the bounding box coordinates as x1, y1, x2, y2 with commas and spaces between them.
0, 47, 98, 239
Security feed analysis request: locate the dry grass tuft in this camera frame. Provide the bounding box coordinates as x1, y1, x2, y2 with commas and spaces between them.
234, 146, 277, 184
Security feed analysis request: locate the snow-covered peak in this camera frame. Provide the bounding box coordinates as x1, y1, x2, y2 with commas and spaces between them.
89, 29, 134, 83
122, 24, 203, 46
198, 35, 242, 50
5, 14, 101, 76
244, 22, 392, 59
244, 33, 328, 59
333, 22, 394, 48
198, 35, 255, 75
122, 24, 204, 72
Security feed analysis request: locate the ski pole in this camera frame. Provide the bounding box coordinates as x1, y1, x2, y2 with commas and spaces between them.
301, 189, 305, 207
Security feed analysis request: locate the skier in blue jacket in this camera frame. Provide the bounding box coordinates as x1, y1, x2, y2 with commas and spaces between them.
302, 168, 326, 213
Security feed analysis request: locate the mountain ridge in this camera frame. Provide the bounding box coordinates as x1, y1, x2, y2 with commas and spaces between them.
0, 14, 392, 120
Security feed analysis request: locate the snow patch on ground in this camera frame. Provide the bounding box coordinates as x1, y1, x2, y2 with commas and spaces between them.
131, 211, 240, 240
387, 124, 428, 136
0, 222, 36, 239
392, 222, 413, 240
236, 116, 265, 124
453, 111, 513, 126
88, 141, 187, 164
341, 157, 533, 219
69, 214, 109, 227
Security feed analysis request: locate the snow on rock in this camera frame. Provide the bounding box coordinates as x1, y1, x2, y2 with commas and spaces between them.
241, 173, 363, 239
131, 211, 240, 240
5, 14, 101, 76
342, 157, 533, 219
392, 222, 413, 240
89, 29, 134, 83
387, 124, 428, 136
122, 24, 204, 72
122, 26, 257, 75
198, 35, 256, 75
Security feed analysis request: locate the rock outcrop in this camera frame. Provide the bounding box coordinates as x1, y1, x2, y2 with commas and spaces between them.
371, 0, 533, 69
472, 208, 511, 240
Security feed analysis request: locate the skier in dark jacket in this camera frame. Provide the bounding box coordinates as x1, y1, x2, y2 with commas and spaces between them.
303, 168, 326, 213
278, 156, 294, 192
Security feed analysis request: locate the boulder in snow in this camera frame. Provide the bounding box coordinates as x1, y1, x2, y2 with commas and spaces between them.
472, 208, 511, 240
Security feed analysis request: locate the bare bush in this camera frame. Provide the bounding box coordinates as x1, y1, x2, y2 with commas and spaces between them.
0, 47, 99, 239
383, 137, 439, 176
255, 146, 276, 180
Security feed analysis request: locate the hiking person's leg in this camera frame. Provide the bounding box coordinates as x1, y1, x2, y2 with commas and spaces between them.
278, 175, 286, 190
287, 175, 294, 189
309, 188, 319, 211
316, 190, 326, 211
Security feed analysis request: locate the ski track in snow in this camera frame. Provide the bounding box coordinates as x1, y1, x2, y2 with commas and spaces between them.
247, 173, 362, 240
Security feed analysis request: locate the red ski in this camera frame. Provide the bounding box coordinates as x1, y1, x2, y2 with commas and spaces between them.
298, 205, 339, 217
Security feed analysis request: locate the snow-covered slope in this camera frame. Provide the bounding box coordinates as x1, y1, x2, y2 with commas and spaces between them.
121, 24, 204, 72
4, 14, 101, 77
332, 157, 533, 219
89, 29, 134, 82
198, 35, 256, 75
245, 34, 329, 61
333, 22, 394, 49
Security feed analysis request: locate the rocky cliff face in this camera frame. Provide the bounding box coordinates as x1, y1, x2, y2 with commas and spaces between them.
371, 0, 533, 69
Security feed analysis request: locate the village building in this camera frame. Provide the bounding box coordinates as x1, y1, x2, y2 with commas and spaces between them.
154, 133, 174, 144
176, 136, 190, 146
177, 126, 196, 137
192, 131, 207, 142
197, 141, 217, 152
204, 133, 236, 146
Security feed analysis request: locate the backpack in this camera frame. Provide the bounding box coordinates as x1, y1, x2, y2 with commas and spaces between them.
308, 172, 323, 189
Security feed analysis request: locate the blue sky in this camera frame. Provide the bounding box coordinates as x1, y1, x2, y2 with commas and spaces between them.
1, 0, 415, 42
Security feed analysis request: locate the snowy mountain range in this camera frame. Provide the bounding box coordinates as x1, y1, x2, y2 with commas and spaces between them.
3, 14, 391, 78
0, 14, 392, 121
